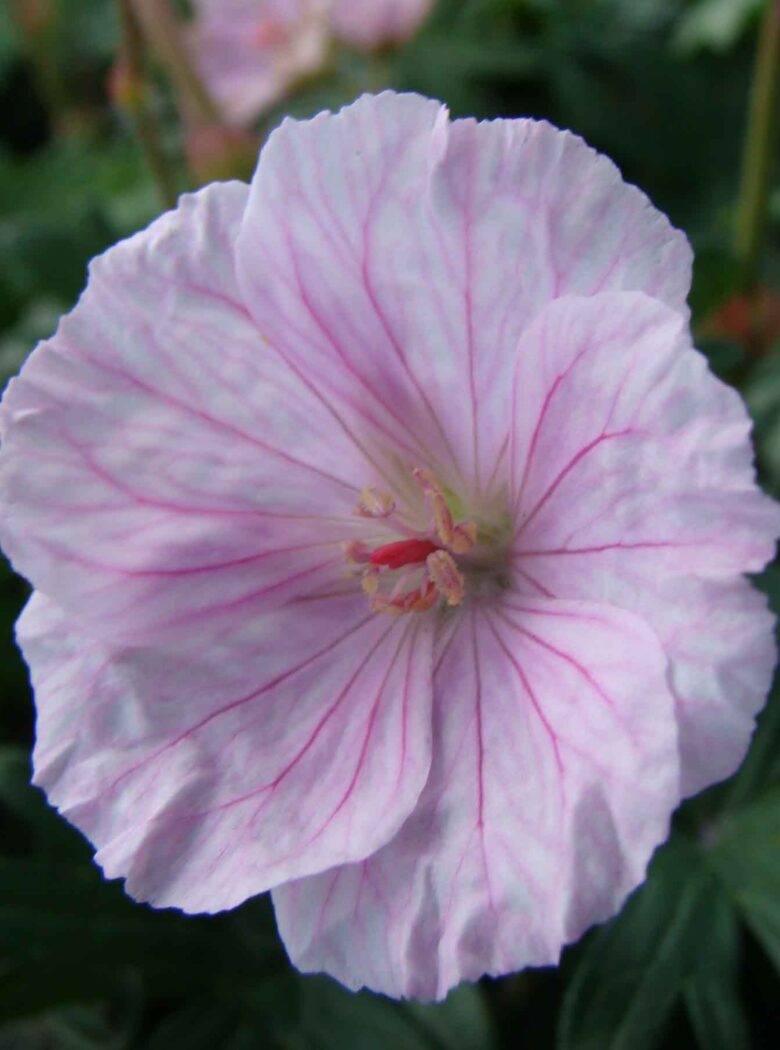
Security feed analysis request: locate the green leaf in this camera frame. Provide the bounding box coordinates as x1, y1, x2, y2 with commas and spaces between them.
0, 1003, 133, 1050
406, 985, 496, 1050
707, 788, 780, 976
557, 836, 724, 1050
674, 0, 762, 54
296, 977, 495, 1050
744, 351, 780, 493
0, 852, 282, 1022
683, 896, 750, 1050
143, 1004, 261, 1050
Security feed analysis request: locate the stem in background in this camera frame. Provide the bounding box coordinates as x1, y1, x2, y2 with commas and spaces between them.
735, 0, 780, 290
10, 0, 70, 131
115, 0, 178, 208
131, 0, 223, 125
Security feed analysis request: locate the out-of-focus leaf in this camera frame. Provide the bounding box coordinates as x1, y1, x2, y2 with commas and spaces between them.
0, 5, 21, 84
744, 350, 780, 491
0, 209, 113, 304
707, 789, 780, 976
143, 1003, 264, 1050
683, 896, 750, 1050
0, 747, 84, 859
0, 296, 65, 383
0, 760, 285, 1020
557, 836, 729, 1050
689, 245, 741, 326
406, 984, 496, 1050
0, 1003, 133, 1050
296, 977, 496, 1050
0, 838, 282, 1021
674, 0, 762, 54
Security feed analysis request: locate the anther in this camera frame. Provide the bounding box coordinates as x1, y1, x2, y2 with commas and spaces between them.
412, 467, 477, 555
426, 550, 465, 606
371, 579, 438, 615
343, 540, 372, 564
355, 487, 395, 519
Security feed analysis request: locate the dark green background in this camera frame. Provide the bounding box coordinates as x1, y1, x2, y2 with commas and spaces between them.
1, 1, 779, 1046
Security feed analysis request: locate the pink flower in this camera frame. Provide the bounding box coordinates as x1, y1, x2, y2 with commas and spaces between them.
2, 93, 778, 1000
188, 0, 330, 126
188, 0, 433, 125
330, 0, 433, 50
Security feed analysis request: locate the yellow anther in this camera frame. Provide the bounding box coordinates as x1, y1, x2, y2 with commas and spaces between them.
412, 467, 477, 555
371, 579, 438, 616
426, 550, 465, 607
448, 521, 477, 555
343, 540, 371, 564
355, 487, 395, 518
361, 566, 381, 595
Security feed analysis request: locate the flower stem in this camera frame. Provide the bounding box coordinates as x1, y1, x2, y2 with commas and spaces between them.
131, 0, 223, 125
735, 0, 780, 290
115, 0, 178, 209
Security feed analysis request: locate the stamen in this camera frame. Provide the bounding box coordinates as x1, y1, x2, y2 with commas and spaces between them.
355, 487, 395, 519
449, 521, 478, 555
426, 550, 465, 607
343, 540, 372, 564
346, 468, 478, 616
361, 566, 381, 596
412, 467, 477, 555
371, 579, 438, 615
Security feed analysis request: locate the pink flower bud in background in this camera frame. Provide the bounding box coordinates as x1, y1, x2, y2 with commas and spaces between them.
188, 0, 331, 126
331, 0, 433, 51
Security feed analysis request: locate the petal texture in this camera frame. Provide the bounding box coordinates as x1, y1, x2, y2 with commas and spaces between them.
273, 598, 679, 999
0, 182, 378, 645
19, 589, 434, 910
236, 92, 692, 498
509, 291, 780, 793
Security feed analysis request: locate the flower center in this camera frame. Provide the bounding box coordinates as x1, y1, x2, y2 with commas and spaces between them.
251, 16, 289, 49
344, 468, 478, 616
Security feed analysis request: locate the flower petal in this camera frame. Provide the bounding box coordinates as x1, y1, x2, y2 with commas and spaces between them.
0, 182, 376, 644
236, 92, 691, 496
508, 290, 780, 792
273, 597, 679, 999
19, 588, 434, 910
646, 575, 776, 795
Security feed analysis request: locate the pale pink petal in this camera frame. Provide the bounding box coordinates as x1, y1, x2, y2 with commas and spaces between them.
189, 0, 329, 126
509, 290, 780, 793
646, 575, 776, 795
0, 182, 380, 645
331, 0, 432, 49
273, 597, 679, 999
18, 589, 434, 910
236, 92, 691, 497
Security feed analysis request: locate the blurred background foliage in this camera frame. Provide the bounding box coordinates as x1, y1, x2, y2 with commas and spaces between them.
1, 0, 779, 1047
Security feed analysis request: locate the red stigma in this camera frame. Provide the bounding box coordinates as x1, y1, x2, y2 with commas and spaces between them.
369, 538, 438, 570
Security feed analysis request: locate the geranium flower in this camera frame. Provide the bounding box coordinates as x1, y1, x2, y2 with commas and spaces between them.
188, 0, 331, 126
330, 0, 433, 50
1, 93, 778, 1000
187, 0, 433, 125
